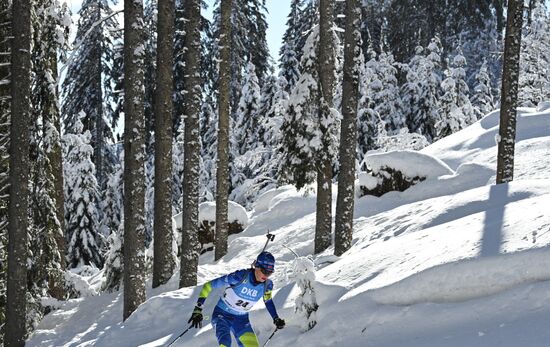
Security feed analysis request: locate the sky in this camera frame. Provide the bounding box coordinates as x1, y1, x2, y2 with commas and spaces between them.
66, 0, 291, 63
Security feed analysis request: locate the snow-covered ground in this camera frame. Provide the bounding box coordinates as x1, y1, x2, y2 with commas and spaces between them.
27, 105, 550, 346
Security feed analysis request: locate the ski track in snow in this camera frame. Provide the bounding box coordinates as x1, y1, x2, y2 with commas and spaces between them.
27, 106, 550, 346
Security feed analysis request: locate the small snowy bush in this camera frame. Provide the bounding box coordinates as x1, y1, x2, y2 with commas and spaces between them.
293, 257, 319, 332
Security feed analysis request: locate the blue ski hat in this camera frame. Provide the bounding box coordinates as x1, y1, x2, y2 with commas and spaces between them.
255, 251, 275, 272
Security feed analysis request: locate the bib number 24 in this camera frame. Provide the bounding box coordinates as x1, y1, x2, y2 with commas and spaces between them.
235, 300, 250, 308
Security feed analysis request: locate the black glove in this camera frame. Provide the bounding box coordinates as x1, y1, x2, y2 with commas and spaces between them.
188, 305, 203, 328
273, 317, 285, 329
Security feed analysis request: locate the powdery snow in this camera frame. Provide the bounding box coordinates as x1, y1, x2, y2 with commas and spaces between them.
173, 201, 249, 228
27, 105, 550, 347
365, 149, 454, 179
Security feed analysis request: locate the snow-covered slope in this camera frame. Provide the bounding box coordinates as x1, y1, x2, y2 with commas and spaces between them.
27, 106, 550, 346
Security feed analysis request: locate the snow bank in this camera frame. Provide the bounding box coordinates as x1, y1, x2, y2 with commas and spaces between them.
423, 107, 550, 182
369, 247, 550, 305
536, 100, 550, 112
366, 150, 454, 179
253, 185, 294, 214
199, 201, 249, 226
173, 201, 250, 229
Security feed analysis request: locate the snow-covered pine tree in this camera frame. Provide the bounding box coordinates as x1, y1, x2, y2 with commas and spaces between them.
295, 0, 317, 65
293, 257, 319, 331
211, 0, 269, 115
518, 3, 550, 107
172, 116, 185, 214
102, 222, 124, 292
99, 150, 123, 239
144, 138, 155, 246
278, 0, 303, 94
261, 74, 288, 180
373, 52, 404, 134
279, 21, 340, 221
279, 25, 322, 189
61, 0, 122, 191
63, 114, 103, 269
100, 150, 123, 292
402, 37, 443, 142
29, 0, 71, 301
199, 98, 217, 203
472, 59, 495, 119
253, 73, 277, 151
229, 61, 262, 204
356, 50, 378, 166
230, 73, 279, 207
436, 50, 476, 140
453, 16, 502, 91
232, 61, 261, 157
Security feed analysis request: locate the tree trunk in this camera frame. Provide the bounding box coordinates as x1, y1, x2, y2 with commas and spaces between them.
180, 0, 201, 286
45, 43, 66, 300
152, 0, 175, 289
123, 0, 146, 321
215, 0, 232, 261
94, 1, 105, 190
315, 0, 335, 254
496, 0, 523, 184
335, 0, 361, 256
6, 0, 31, 343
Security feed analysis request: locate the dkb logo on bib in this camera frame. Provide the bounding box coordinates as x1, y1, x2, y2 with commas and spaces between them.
241, 287, 258, 297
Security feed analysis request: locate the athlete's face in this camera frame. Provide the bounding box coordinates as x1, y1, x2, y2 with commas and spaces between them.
254, 267, 272, 282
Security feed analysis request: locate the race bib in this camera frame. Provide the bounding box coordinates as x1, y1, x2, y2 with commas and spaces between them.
221, 287, 254, 313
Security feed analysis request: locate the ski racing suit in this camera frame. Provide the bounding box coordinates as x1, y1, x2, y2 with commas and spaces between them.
197, 269, 279, 347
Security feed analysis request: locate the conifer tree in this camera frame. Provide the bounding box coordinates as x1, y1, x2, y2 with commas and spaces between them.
63, 115, 103, 269
518, 3, 550, 107
279, 0, 303, 93
472, 59, 495, 119
436, 51, 476, 139
212, 0, 269, 114
356, 52, 377, 166
402, 37, 443, 142
100, 151, 123, 238
373, 52, 404, 134
29, 0, 71, 300
101, 152, 124, 292
61, 0, 122, 191
279, 20, 340, 254
232, 62, 261, 157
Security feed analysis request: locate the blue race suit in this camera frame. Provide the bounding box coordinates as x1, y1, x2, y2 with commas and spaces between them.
197, 269, 279, 347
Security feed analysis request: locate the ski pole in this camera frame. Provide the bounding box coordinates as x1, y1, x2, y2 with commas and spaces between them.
166, 325, 192, 347
262, 327, 279, 347
260, 230, 275, 254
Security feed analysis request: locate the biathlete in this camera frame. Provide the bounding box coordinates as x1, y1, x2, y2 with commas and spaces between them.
188, 251, 285, 347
